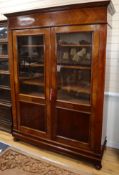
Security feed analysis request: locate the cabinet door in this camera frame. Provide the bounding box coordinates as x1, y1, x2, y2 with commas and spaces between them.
51, 25, 99, 149
13, 29, 51, 138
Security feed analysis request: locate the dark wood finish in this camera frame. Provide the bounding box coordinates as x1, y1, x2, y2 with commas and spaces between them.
6, 0, 115, 169
55, 108, 90, 143
6, 7, 107, 30
93, 24, 108, 152
20, 102, 47, 137
5, 1, 114, 29
0, 20, 12, 132
0, 103, 12, 132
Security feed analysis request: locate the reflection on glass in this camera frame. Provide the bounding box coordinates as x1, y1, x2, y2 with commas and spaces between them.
0, 27, 8, 56
57, 32, 92, 104
17, 35, 44, 96
0, 26, 9, 87
0, 32, 8, 70
0, 27, 7, 39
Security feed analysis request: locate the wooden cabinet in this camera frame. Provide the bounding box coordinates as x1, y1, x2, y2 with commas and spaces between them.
0, 21, 12, 132
5, 0, 115, 169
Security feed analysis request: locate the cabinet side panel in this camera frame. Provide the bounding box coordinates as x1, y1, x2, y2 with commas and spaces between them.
94, 24, 107, 152
102, 25, 112, 145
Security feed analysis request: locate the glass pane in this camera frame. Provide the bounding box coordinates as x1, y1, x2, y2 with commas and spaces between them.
0, 26, 7, 39
0, 26, 8, 65
0, 88, 11, 102
0, 44, 8, 55
17, 35, 44, 97
57, 32, 92, 104
0, 74, 10, 86
0, 59, 9, 70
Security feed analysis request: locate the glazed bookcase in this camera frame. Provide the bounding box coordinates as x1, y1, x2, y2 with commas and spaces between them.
0, 20, 12, 132
5, 0, 115, 169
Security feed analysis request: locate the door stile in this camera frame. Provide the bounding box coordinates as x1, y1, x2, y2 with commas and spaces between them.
50, 27, 57, 139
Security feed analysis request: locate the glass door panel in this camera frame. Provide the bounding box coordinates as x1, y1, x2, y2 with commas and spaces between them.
0, 26, 8, 56
17, 35, 44, 97
0, 26, 8, 71
56, 32, 92, 104
0, 44, 8, 55
0, 26, 7, 39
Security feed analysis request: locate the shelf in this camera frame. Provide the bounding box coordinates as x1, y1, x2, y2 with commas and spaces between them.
0, 58, 8, 62
0, 38, 8, 43
0, 70, 10, 75
20, 73, 44, 80
0, 85, 10, 90
29, 63, 44, 67
21, 44, 44, 47
21, 63, 44, 67
20, 78, 44, 86
57, 97, 90, 105
58, 44, 92, 47
0, 100, 11, 107
20, 92, 44, 97
57, 64, 91, 70
0, 98, 11, 104
61, 85, 90, 94
0, 55, 8, 59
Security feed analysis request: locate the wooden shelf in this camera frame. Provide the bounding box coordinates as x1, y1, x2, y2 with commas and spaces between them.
20, 73, 44, 80
21, 63, 44, 67
0, 100, 11, 107
0, 97, 11, 103
0, 85, 10, 90
58, 44, 92, 47
0, 58, 8, 62
61, 85, 90, 94
21, 44, 44, 47
0, 70, 10, 75
21, 78, 44, 86
0, 38, 8, 43
21, 92, 44, 97
57, 97, 90, 105
58, 64, 91, 70
0, 55, 8, 59
29, 63, 44, 67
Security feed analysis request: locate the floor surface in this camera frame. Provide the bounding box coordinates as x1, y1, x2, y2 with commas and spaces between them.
0, 130, 119, 175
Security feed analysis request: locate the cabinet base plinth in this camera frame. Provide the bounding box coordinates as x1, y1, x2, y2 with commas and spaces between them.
12, 131, 106, 169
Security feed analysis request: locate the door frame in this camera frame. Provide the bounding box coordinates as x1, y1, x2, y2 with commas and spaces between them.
12, 28, 51, 138
50, 25, 100, 150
